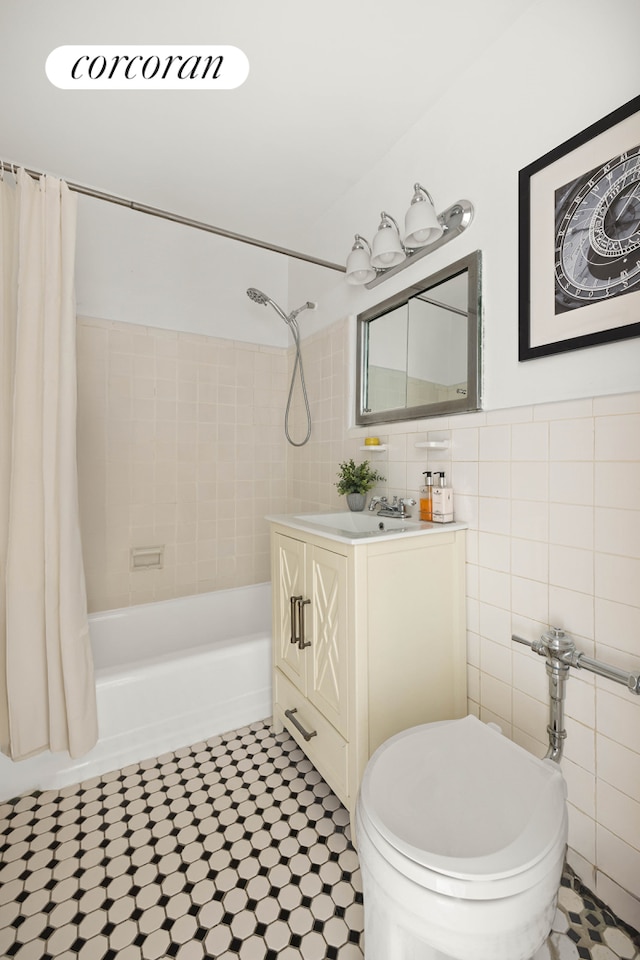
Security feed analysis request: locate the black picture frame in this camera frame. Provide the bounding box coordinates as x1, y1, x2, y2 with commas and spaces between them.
518, 95, 640, 361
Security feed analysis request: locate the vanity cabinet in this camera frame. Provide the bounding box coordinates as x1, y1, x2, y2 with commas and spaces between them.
270, 520, 467, 818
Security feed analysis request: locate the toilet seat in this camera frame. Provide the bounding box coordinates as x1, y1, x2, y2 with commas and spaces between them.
359, 715, 567, 885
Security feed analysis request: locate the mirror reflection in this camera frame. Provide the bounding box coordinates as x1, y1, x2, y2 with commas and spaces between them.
356, 251, 481, 425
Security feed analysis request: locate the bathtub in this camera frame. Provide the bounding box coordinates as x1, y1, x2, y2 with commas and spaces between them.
0, 583, 272, 802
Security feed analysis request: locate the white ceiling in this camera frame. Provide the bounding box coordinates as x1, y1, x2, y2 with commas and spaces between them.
2, 0, 535, 262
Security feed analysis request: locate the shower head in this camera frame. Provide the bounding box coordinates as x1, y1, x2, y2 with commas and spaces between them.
246, 286, 316, 327
246, 287, 269, 306
246, 287, 293, 325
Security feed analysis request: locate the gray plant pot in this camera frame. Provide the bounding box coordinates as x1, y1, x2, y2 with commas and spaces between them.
346, 493, 366, 512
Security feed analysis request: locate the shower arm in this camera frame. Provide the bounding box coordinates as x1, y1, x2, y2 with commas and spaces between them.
511, 627, 639, 763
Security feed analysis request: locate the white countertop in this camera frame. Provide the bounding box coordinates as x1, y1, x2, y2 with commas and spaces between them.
266, 511, 468, 545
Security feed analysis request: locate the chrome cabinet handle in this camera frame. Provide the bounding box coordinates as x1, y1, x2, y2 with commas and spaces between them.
297, 597, 311, 649
289, 595, 302, 644
284, 707, 317, 742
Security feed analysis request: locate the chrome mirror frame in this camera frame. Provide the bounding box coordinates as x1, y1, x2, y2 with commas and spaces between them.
355, 250, 482, 426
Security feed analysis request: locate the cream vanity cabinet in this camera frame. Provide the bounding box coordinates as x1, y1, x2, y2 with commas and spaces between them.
269, 517, 467, 818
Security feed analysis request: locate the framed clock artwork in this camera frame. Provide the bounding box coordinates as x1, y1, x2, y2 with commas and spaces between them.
519, 94, 640, 360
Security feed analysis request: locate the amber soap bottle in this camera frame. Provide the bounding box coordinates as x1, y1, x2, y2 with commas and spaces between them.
420, 472, 433, 521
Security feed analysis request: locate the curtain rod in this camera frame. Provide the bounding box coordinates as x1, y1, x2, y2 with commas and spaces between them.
0, 160, 345, 274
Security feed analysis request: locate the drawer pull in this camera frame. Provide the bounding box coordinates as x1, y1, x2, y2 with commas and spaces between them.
284, 707, 317, 742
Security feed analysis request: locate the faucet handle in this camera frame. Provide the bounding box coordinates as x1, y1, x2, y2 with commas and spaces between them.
400, 498, 417, 506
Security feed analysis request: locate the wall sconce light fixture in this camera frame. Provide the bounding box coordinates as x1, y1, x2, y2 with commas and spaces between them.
346, 184, 474, 289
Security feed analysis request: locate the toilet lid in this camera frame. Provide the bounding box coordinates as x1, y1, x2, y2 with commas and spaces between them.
360, 715, 567, 881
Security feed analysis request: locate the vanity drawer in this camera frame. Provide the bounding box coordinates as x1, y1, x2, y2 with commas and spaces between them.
274, 669, 348, 806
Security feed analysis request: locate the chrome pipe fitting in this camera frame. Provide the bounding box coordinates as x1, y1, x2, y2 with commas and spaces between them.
512, 626, 640, 763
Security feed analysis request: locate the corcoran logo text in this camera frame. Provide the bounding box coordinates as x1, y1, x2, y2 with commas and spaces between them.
46, 46, 249, 90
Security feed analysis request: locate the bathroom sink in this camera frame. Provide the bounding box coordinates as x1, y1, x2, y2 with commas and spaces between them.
267, 511, 466, 544
296, 512, 421, 534
266, 510, 462, 545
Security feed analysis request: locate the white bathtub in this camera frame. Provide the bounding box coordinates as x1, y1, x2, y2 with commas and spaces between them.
0, 583, 272, 802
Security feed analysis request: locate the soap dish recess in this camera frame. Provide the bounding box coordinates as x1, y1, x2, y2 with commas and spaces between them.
415, 440, 448, 450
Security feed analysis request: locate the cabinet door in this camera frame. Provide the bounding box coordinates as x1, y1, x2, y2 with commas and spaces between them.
307, 546, 349, 738
273, 533, 306, 692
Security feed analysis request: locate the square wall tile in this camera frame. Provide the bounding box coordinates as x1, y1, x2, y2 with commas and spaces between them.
479, 424, 510, 461
549, 503, 594, 551
550, 462, 594, 506
511, 538, 548, 583
511, 575, 548, 623
596, 688, 640, 756
480, 635, 512, 684
549, 545, 594, 595
511, 500, 549, 543
597, 826, 640, 901
511, 421, 549, 461
597, 780, 640, 854
595, 462, 640, 511
550, 419, 595, 461
597, 734, 640, 801
511, 462, 549, 502
595, 413, 640, 462
595, 508, 640, 559
595, 554, 640, 608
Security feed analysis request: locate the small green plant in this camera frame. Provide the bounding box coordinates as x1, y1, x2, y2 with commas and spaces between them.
334, 459, 385, 496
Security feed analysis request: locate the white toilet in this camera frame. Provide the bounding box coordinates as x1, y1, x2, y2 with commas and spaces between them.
355, 714, 568, 960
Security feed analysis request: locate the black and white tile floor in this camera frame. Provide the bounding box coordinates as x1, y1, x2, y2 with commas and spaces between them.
0, 718, 638, 960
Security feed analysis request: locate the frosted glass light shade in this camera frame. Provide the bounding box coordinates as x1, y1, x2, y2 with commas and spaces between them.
370, 224, 405, 269
346, 245, 376, 285
404, 196, 443, 247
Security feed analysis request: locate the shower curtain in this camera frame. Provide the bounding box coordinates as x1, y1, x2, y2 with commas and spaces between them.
0, 167, 98, 761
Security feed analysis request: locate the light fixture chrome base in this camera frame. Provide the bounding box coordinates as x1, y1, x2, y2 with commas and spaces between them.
364, 199, 474, 289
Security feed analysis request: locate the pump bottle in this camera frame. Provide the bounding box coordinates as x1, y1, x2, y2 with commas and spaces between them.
431, 471, 454, 523
420, 472, 433, 521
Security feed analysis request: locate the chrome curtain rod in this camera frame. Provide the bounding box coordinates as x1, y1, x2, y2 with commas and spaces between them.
0, 160, 345, 274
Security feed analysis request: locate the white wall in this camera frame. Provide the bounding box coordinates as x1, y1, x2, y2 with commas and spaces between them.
75, 195, 293, 348
303, 0, 640, 412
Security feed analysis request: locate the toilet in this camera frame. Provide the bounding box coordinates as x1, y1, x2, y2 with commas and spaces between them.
355, 714, 568, 960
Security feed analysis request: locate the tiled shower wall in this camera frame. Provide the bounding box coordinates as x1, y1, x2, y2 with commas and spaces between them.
76, 317, 289, 613
288, 316, 640, 929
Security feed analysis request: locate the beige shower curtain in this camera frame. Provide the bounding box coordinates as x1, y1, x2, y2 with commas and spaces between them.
0, 167, 98, 761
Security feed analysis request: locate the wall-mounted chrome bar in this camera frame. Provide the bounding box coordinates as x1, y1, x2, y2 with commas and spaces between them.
512, 627, 640, 763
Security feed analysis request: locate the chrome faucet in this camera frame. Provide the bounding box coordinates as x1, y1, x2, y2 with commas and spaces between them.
369, 495, 416, 518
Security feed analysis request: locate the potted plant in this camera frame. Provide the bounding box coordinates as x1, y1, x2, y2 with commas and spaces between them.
335, 458, 385, 511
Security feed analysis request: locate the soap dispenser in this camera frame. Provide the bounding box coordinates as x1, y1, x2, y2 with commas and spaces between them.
431, 471, 453, 523
420, 472, 433, 522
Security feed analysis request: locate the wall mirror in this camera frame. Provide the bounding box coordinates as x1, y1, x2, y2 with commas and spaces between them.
356, 250, 482, 425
